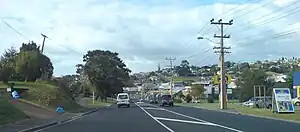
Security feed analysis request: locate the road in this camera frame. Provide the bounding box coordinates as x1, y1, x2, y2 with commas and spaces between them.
39, 102, 300, 132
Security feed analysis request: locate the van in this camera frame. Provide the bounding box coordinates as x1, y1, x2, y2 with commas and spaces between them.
117, 93, 130, 108
158, 94, 173, 107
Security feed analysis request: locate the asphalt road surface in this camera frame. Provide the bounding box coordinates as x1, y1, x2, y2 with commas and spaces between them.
39, 102, 300, 132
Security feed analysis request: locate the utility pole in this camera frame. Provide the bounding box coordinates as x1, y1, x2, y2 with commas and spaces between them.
166, 57, 176, 95
41, 33, 48, 54
211, 18, 233, 109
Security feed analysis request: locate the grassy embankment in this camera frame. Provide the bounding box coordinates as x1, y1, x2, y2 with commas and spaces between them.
0, 95, 28, 125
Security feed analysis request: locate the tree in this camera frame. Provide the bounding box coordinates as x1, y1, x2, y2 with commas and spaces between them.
0, 47, 18, 83
79, 50, 131, 100
15, 41, 54, 81
236, 69, 268, 102
176, 60, 192, 76
15, 50, 40, 81
190, 84, 205, 100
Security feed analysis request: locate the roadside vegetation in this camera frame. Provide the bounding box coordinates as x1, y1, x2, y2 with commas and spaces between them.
0, 96, 28, 125
178, 103, 300, 122
0, 41, 132, 125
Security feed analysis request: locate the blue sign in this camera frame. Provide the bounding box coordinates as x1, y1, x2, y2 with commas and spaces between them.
11, 91, 20, 99
293, 72, 300, 86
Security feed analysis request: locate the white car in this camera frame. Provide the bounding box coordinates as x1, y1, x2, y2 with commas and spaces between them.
292, 97, 300, 106
117, 93, 130, 108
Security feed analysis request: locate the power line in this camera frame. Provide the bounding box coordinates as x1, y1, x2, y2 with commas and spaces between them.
232, 28, 300, 49
196, 0, 256, 38
223, 0, 261, 19
230, 1, 300, 31
0, 18, 30, 40
228, 6, 300, 34
231, 0, 274, 20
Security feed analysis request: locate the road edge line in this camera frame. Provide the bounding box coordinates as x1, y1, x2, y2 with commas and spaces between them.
18, 107, 105, 132
135, 103, 175, 132
181, 104, 300, 124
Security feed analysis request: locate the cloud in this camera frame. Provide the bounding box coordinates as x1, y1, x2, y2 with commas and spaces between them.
1, 0, 300, 76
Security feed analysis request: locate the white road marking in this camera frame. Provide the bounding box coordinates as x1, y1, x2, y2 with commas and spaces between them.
143, 107, 166, 111
135, 103, 175, 132
144, 103, 244, 132
154, 117, 214, 125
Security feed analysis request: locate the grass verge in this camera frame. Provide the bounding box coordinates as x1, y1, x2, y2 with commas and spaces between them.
0, 96, 28, 125
178, 103, 300, 122
86, 98, 113, 108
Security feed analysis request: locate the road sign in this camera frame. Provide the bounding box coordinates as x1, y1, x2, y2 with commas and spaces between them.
214, 88, 232, 94
212, 74, 231, 85
272, 88, 295, 113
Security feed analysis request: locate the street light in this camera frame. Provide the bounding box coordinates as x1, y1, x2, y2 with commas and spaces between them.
197, 36, 218, 44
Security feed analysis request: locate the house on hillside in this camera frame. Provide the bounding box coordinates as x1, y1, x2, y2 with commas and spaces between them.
267, 73, 287, 83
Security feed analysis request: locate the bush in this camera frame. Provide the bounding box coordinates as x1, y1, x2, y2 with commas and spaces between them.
207, 95, 214, 103
174, 98, 182, 103
185, 94, 192, 103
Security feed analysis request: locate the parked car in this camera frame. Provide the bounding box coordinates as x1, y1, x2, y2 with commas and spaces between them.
256, 96, 272, 109
242, 97, 261, 107
292, 97, 300, 106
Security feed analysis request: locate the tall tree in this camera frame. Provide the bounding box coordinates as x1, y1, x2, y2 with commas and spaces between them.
79, 50, 131, 100
236, 69, 268, 102
15, 51, 40, 81
177, 60, 192, 76
15, 41, 54, 81
0, 47, 18, 83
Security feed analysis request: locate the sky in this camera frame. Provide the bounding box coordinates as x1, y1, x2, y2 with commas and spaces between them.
0, 0, 300, 76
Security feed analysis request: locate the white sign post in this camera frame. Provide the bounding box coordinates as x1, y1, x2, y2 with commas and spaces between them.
93, 92, 95, 104
272, 88, 295, 113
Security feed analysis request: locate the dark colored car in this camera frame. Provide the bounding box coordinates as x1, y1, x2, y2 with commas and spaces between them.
158, 94, 173, 107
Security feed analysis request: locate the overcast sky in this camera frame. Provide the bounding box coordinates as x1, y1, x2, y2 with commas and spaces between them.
1, 0, 300, 76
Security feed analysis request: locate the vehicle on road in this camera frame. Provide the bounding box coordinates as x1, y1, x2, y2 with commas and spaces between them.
158, 94, 174, 107
292, 97, 300, 106
117, 93, 130, 108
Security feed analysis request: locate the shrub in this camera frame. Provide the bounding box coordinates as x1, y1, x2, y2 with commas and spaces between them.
185, 94, 192, 103
207, 95, 214, 103
174, 98, 182, 103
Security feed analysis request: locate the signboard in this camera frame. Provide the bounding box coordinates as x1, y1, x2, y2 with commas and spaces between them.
292, 72, 300, 98
212, 74, 231, 85
272, 88, 295, 113
213, 87, 232, 94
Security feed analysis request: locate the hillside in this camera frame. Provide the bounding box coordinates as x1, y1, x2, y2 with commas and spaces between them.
0, 81, 85, 113
0, 96, 28, 125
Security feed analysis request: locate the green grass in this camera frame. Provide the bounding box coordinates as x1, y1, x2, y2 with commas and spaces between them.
86, 98, 113, 108
0, 81, 84, 113
178, 103, 300, 122
173, 76, 199, 82
0, 96, 28, 125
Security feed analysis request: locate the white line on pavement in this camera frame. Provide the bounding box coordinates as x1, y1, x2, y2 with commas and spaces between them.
145, 103, 244, 132
143, 107, 166, 111
135, 103, 175, 132
154, 117, 213, 125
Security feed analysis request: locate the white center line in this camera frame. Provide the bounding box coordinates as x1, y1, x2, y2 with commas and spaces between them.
154, 117, 214, 126
145, 103, 244, 132
143, 107, 166, 111
135, 103, 174, 132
